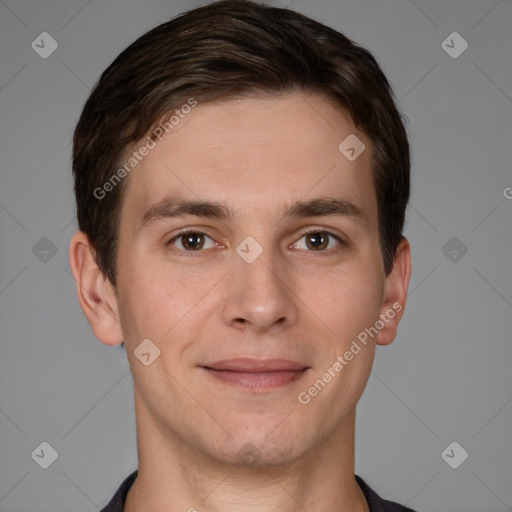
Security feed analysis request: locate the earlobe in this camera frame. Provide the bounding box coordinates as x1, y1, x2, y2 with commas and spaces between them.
376, 237, 412, 346
68, 230, 124, 346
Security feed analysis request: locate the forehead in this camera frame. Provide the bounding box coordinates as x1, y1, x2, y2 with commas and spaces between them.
119, 92, 377, 229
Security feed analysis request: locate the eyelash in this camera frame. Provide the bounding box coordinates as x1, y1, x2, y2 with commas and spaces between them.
166, 228, 345, 256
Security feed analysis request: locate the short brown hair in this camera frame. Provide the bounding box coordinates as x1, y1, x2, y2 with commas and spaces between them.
72, 0, 410, 287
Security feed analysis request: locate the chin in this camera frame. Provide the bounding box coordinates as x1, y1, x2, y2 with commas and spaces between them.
211, 424, 310, 469
229, 442, 300, 469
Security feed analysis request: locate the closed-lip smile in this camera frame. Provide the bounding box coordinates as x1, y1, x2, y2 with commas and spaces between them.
201, 358, 310, 390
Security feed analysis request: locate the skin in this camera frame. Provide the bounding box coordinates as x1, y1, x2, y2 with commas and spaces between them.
69, 92, 411, 512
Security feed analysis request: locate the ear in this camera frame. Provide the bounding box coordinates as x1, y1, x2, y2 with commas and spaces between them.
68, 230, 124, 346
376, 237, 411, 346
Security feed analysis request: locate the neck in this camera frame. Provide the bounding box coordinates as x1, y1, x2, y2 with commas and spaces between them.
125, 394, 368, 512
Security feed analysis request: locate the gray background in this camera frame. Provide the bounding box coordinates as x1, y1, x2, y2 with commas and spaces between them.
0, 0, 511, 510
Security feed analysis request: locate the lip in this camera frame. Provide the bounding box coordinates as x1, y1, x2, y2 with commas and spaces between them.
201, 358, 309, 390
202, 358, 308, 372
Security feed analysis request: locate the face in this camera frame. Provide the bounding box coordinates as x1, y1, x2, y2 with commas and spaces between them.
112, 92, 402, 467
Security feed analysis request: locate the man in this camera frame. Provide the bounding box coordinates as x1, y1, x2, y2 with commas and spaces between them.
69, 1, 414, 510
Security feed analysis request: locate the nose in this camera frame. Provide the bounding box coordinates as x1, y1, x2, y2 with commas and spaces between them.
221, 245, 299, 333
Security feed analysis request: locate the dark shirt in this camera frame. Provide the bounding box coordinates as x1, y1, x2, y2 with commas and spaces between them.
100, 470, 417, 511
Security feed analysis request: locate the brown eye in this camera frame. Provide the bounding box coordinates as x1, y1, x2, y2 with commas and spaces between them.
168, 231, 216, 252
305, 232, 329, 250
291, 230, 342, 252
181, 232, 204, 250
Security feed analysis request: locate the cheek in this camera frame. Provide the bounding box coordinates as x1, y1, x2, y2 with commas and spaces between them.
305, 266, 383, 342
118, 260, 220, 345
116, 265, 178, 342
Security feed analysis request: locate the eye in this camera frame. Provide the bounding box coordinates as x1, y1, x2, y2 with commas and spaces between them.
291, 230, 343, 252
167, 230, 218, 252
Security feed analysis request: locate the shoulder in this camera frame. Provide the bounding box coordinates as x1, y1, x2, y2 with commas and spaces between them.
100, 470, 138, 512
355, 475, 418, 512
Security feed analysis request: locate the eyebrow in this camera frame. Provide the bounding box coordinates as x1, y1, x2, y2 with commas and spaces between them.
136, 196, 368, 234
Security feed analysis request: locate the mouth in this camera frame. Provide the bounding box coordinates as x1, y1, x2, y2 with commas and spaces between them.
200, 358, 310, 390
